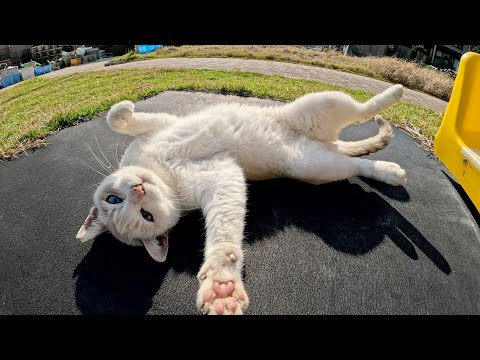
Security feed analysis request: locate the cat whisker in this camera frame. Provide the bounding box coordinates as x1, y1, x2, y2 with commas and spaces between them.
173, 206, 199, 212
178, 210, 200, 217
174, 199, 201, 206
80, 160, 108, 178
171, 202, 198, 209
173, 191, 199, 201
173, 193, 200, 202
173, 199, 196, 206
172, 198, 197, 205
114, 134, 120, 167
84, 140, 113, 175
93, 129, 116, 171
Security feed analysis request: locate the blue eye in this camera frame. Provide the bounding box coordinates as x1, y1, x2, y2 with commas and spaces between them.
106, 195, 123, 204
141, 209, 154, 222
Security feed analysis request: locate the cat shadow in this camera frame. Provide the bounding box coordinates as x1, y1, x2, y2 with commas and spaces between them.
73, 212, 205, 315
244, 179, 450, 270
357, 176, 411, 202
74, 178, 450, 315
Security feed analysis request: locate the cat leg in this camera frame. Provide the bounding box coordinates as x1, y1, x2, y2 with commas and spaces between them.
284, 139, 406, 186
181, 156, 249, 315
106, 100, 176, 137
281, 84, 403, 142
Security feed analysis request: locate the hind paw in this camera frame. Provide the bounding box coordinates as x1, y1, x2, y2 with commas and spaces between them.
373, 161, 407, 186
386, 84, 404, 102
107, 100, 135, 130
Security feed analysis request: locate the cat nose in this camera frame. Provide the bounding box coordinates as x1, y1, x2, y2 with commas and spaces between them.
132, 184, 145, 196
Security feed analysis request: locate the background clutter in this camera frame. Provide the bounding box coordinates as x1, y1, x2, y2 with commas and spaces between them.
0, 45, 114, 89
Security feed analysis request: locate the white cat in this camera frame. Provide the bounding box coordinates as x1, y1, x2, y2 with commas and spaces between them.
76, 84, 406, 315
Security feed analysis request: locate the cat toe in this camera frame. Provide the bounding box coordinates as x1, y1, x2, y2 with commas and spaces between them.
197, 276, 248, 315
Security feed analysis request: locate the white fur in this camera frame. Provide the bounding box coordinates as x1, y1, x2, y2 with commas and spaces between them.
77, 84, 406, 315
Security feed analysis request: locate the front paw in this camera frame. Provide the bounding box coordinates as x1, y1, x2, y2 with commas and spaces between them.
196, 259, 249, 315
107, 100, 135, 130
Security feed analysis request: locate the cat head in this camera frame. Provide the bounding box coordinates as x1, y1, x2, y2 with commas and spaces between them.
76, 166, 180, 262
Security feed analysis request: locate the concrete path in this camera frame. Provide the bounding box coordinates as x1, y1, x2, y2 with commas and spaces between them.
40, 57, 447, 113
0, 91, 478, 315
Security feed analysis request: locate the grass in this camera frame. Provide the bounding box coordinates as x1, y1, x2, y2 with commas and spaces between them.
0, 68, 443, 160
106, 45, 454, 101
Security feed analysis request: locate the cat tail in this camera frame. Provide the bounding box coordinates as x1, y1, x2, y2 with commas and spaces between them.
335, 115, 393, 157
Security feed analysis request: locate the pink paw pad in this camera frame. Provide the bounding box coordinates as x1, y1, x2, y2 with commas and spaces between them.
213, 281, 234, 298
203, 289, 214, 303
212, 296, 237, 315
202, 280, 244, 314
225, 298, 237, 313
213, 299, 225, 315
233, 290, 245, 301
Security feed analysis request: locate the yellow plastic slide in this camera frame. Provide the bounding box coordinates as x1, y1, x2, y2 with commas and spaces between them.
434, 51, 480, 211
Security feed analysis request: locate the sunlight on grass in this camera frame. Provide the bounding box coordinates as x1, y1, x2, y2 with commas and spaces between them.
0, 68, 442, 159
107, 45, 454, 101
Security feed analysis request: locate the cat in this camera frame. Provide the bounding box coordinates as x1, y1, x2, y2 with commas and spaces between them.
76, 84, 406, 315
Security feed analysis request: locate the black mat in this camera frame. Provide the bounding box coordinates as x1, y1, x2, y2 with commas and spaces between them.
1, 91, 479, 315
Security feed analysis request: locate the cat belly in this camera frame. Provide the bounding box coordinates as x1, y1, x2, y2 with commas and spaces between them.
239, 153, 282, 181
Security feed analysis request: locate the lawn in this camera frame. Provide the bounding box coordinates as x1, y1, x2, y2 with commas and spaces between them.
0, 68, 442, 160
106, 45, 454, 101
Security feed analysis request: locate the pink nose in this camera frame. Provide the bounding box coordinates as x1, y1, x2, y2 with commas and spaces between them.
132, 184, 145, 196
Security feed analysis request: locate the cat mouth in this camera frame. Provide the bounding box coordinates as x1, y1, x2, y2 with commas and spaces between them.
141, 230, 170, 262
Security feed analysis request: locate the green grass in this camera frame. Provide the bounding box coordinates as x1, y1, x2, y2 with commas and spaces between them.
0, 68, 443, 160
106, 45, 454, 101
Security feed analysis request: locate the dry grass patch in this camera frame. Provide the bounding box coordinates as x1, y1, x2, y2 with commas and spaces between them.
107, 45, 454, 100
0, 68, 442, 160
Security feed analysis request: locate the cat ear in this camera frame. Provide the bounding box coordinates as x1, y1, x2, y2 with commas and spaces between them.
142, 235, 169, 262
76, 206, 105, 242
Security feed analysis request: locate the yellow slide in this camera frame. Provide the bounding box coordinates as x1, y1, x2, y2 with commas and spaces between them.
434, 51, 480, 212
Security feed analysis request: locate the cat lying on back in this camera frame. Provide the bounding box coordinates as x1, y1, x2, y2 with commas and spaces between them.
77, 84, 406, 315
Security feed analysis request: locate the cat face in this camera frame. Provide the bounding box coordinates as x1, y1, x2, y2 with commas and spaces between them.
76, 166, 180, 262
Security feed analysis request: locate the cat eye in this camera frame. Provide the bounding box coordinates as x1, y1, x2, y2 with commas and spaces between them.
141, 209, 154, 222
105, 195, 123, 204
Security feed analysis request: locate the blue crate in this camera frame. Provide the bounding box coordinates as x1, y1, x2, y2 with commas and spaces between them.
0, 73, 21, 88
136, 45, 163, 54
34, 64, 52, 76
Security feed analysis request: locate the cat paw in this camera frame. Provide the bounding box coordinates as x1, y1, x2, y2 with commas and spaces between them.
107, 100, 135, 130
386, 84, 404, 102
373, 161, 407, 186
196, 263, 249, 315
